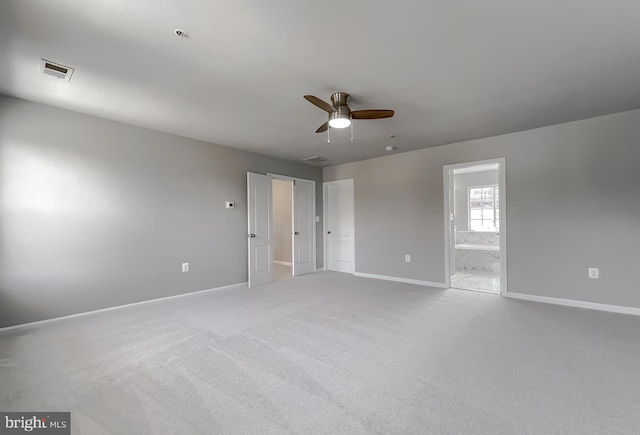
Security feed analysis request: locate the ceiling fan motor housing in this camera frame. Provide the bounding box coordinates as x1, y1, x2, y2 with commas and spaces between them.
330, 92, 351, 123
331, 92, 350, 110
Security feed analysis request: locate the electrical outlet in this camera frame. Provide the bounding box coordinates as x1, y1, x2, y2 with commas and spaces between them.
405, 255, 411, 263
588, 268, 599, 279
182, 263, 189, 272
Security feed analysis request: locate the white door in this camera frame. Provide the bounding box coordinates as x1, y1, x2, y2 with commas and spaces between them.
247, 172, 273, 287
324, 180, 355, 273
293, 180, 315, 276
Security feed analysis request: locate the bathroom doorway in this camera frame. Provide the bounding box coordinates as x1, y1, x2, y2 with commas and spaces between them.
443, 159, 507, 294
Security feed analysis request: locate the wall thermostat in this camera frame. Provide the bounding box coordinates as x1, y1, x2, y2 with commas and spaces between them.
225, 201, 235, 209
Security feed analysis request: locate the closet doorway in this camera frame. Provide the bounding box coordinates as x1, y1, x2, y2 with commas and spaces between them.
272, 178, 294, 279
247, 172, 316, 287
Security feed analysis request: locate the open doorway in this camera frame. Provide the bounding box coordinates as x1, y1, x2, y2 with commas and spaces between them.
272, 179, 293, 280
443, 159, 507, 294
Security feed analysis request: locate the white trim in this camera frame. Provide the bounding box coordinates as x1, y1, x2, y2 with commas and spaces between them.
453, 163, 499, 175
506, 292, 640, 316
274, 260, 293, 266
0, 282, 248, 333
498, 158, 508, 295
443, 158, 506, 171
443, 157, 508, 295
266, 173, 297, 182
354, 272, 447, 288
443, 169, 452, 288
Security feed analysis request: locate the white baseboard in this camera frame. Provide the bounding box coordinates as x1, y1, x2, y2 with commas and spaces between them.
274, 261, 292, 266
354, 272, 447, 288
506, 292, 640, 316
0, 282, 248, 333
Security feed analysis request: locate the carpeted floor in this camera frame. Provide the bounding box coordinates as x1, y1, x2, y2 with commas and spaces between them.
1, 271, 639, 434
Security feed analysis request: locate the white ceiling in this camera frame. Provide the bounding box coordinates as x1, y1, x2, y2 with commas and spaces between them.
2, 1, 640, 167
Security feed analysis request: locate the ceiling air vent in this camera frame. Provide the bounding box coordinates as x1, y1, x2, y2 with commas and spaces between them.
39, 59, 74, 81
302, 156, 330, 164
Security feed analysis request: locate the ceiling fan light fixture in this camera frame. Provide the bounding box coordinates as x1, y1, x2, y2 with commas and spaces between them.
328, 113, 351, 129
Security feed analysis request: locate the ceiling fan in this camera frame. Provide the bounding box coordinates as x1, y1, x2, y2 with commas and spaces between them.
304, 92, 394, 133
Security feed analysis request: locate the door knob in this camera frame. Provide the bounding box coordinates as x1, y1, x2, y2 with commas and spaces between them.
294, 231, 299, 235
327, 231, 332, 234
249, 234, 256, 238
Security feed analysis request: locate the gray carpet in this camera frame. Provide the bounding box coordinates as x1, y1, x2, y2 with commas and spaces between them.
1, 271, 639, 434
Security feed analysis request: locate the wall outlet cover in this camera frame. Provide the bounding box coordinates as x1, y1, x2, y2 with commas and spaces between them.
182, 263, 189, 272
588, 268, 599, 279
405, 255, 411, 263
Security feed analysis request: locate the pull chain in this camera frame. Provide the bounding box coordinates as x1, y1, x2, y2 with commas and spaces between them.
351, 118, 354, 141
327, 125, 330, 143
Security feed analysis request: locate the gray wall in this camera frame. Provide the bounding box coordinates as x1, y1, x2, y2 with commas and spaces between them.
324, 109, 640, 309
0, 96, 323, 327
273, 179, 292, 263
454, 170, 498, 232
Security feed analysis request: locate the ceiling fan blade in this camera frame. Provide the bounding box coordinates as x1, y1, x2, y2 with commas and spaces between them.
304, 95, 337, 113
351, 109, 395, 120
315, 122, 329, 133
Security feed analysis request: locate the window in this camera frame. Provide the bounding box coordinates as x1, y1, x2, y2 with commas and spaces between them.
468, 185, 499, 231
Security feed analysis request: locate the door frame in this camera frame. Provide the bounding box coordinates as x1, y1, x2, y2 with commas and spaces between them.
442, 158, 508, 295
267, 173, 317, 275
322, 179, 355, 273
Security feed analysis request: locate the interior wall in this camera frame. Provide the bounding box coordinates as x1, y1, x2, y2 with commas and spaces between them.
324, 109, 640, 309
0, 95, 323, 328
272, 179, 292, 264
454, 170, 499, 232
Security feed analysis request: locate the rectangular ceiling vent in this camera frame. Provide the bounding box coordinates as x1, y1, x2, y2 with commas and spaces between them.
302, 156, 330, 163
39, 59, 74, 81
